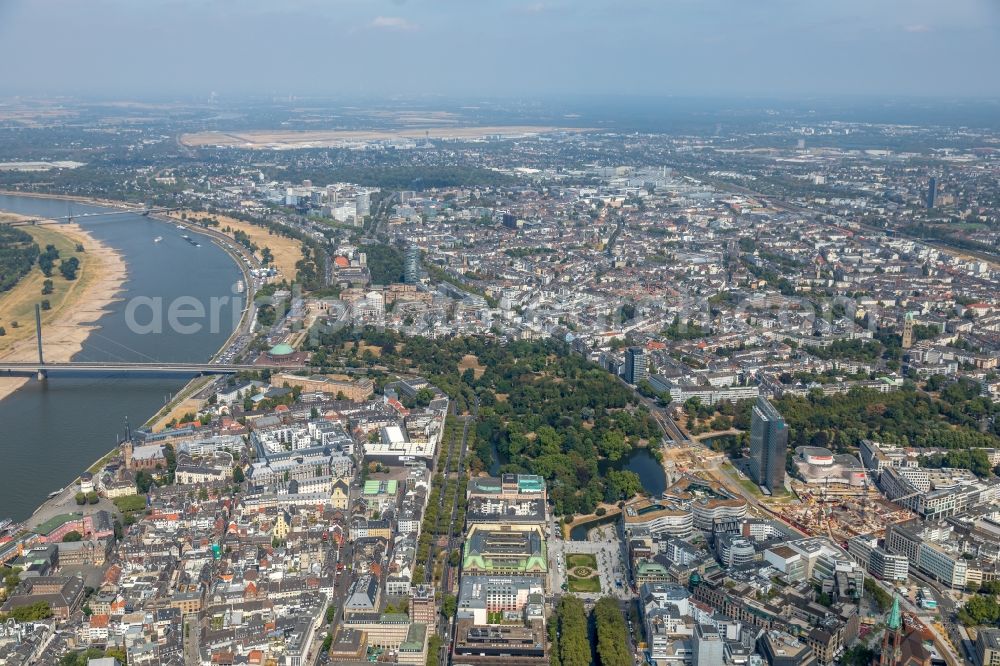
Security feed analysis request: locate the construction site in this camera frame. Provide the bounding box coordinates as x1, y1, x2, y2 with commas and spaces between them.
786, 481, 916, 544
659, 425, 916, 545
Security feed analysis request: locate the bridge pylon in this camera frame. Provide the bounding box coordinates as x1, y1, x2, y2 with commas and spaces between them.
34, 303, 46, 381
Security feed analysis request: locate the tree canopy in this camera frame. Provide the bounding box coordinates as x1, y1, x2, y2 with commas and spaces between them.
554, 596, 590, 666
2, 601, 52, 622
594, 597, 631, 666
752, 386, 1000, 456
0, 226, 40, 292
308, 328, 663, 515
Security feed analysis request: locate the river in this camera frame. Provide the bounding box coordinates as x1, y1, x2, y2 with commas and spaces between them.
0, 195, 242, 520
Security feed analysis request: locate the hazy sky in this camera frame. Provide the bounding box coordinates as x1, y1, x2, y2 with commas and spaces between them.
1, 0, 998, 99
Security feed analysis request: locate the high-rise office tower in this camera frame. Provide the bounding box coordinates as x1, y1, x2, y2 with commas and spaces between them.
624, 346, 647, 385
404, 245, 421, 284
926, 177, 937, 209
501, 212, 519, 230
748, 396, 787, 492
356, 191, 371, 217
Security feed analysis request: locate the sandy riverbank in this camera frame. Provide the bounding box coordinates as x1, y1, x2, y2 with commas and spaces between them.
0, 213, 128, 402
166, 209, 303, 280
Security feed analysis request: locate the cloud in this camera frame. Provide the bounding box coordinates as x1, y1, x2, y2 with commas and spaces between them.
903, 23, 931, 33
370, 16, 419, 31
515, 2, 574, 16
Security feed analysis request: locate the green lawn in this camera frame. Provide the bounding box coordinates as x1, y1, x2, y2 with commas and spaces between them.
112, 495, 146, 513
721, 461, 767, 497
566, 553, 601, 593
723, 465, 763, 495
567, 575, 602, 593
566, 553, 598, 570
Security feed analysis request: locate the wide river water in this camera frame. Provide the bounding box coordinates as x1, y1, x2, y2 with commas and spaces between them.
0, 195, 242, 520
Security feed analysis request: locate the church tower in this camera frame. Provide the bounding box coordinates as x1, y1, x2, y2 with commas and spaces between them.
901, 312, 914, 349
879, 595, 903, 666
122, 438, 134, 470
120, 416, 134, 469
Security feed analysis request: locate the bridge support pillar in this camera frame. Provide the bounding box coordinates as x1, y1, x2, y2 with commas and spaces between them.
35, 303, 44, 366
35, 303, 46, 381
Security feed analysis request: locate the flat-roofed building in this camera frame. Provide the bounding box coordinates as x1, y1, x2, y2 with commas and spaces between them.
693, 623, 723, 666
885, 522, 968, 589
847, 534, 908, 581
765, 538, 864, 596
456, 576, 544, 625
756, 630, 818, 666
859, 439, 918, 477
467, 474, 547, 504
397, 622, 429, 665
466, 494, 546, 526
661, 476, 748, 531
364, 424, 437, 461
622, 497, 694, 539
453, 617, 547, 666
341, 613, 413, 649
328, 627, 367, 662
978, 627, 1000, 666
409, 585, 436, 626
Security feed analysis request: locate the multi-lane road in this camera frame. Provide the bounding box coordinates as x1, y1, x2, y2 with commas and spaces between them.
434, 398, 477, 666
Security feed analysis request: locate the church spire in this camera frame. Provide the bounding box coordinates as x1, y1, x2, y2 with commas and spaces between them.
887, 594, 902, 631
879, 594, 905, 666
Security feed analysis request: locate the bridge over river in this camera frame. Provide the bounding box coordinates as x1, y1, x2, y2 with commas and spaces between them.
0, 361, 266, 378
2, 302, 294, 380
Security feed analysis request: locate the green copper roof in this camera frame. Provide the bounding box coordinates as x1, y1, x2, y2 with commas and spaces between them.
269, 343, 294, 356
887, 594, 902, 631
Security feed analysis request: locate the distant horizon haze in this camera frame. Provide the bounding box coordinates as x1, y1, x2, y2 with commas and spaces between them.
0, 0, 998, 99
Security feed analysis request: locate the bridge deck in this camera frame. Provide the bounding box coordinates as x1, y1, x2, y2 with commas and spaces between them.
0, 362, 271, 377
4, 207, 178, 226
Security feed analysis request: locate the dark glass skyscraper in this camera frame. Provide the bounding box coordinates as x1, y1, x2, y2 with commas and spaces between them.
624, 346, 647, 385
926, 177, 937, 209
748, 396, 787, 492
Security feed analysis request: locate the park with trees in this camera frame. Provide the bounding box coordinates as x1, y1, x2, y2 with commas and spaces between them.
308, 327, 663, 516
